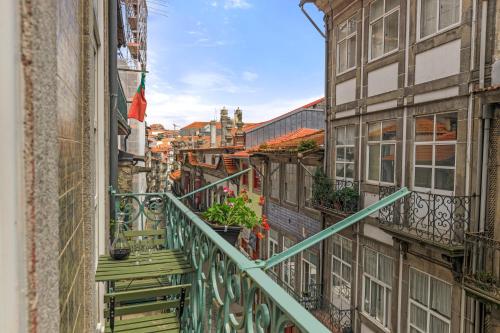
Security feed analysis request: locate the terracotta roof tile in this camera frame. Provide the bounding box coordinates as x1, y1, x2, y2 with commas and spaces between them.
223, 154, 239, 174
253, 128, 324, 152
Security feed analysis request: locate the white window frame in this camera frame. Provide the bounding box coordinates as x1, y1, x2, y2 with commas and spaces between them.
303, 165, 317, 208
417, 0, 462, 41
337, 16, 357, 75
335, 125, 356, 180
362, 248, 393, 329
284, 163, 298, 205
413, 112, 457, 195
268, 230, 279, 275
368, 0, 400, 62
282, 237, 296, 288
301, 251, 318, 294
270, 161, 280, 200
366, 120, 397, 185
331, 235, 352, 309
408, 268, 452, 333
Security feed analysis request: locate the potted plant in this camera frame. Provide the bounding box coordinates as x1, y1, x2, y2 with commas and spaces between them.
202, 188, 265, 245
312, 168, 333, 206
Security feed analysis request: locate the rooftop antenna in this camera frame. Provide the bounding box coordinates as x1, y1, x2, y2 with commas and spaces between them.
173, 123, 178, 131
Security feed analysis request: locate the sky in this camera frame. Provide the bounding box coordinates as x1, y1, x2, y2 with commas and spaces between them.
145, 0, 325, 129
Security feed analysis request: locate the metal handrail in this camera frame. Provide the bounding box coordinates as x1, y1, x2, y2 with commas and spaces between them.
263, 187, 410, 270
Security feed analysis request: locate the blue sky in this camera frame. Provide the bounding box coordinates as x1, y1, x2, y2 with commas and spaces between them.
146, 0, 325, 129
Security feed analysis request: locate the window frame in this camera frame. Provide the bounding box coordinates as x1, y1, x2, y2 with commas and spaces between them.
282, 237, 296, 288
362, 247, 393, 329
303, 165, 317, 208
366, 120, 397, 185
331, 235, 352, 309
368, 0, 400, 62
335, 125, 356, 181
270, 161, 280, 200
284, 163, 298, 205
408, 268, 452, 333
268, 229, 279, 275
301, 250, 319, 294
416, 0, 462, 41
413, 112, 457, 195
337, 15, 358, 75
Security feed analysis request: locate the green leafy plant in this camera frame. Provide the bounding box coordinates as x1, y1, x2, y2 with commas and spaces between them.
312, 168, 333, 205
475, 271, 498, 285
203, 192, 262, 229
298, 139, 318, 152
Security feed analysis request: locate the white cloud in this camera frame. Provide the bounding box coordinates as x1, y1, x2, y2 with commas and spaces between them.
210, 1, 218, 7
242, 71, 258, 82
180, 71, 240, 93
224, 0, 252, 9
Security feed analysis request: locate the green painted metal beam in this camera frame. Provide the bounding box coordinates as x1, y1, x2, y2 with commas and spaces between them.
263, 187, 410, 270
177, 167, 251, 200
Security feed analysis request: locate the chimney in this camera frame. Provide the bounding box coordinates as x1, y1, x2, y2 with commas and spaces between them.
220, 107, 229, 147
234, 107, 245, 146
210, 120, 217, 148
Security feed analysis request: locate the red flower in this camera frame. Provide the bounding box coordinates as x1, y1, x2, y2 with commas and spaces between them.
256, 232, 264, 240
258, 196, 265, 206
262, 221, 270, 231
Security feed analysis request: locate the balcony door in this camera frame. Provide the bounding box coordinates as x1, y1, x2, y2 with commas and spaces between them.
301, 250, 318, 295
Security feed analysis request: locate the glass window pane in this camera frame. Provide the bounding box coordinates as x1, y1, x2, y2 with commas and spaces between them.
336, 163, 345, 178
375, 282, 384, 321
384, 11, 399, 53
382, 120, 397, 140
371, 0, 384, 20
415, 167, 432, 188
415, 116, 434, 141
364, 278, 371, 312
338, 40, 347, 73
346, 125, 356, 145
430, 315, 450, 333
410, 303, 428, 330
386, 0, 400, 11
421, 0, 438, 38
415, 145, 433, 165
436, 112, 457, 141
364, 248, 378, 276
439, 0, 460, 30
430, 278, 452, 317
342, 239, 352, 262
435, 168, 454, 191
368, 122, 381, 141
379, 254, 393, 285
339, 22, 348, 40
342, 264, 351, 282
337, 127, 346, 145
346, 147, 355, 162
410, 269, 429, 305
336, 147, 346, 161
371, 19, 384, 59
348, 36, 357, 69
435, 145, 455, 166
348, 17, 357, 34
333, 236, 342, 257
333, 258, 342, 275
381, 144, 395, 183
368, 145, 381, 181
346, 163, 355, 179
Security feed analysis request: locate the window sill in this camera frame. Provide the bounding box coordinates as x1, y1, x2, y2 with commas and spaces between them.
367, 48, 399, 65
416, 22, 461, 44
360, 312, 391, 333
337, 67, 356, 77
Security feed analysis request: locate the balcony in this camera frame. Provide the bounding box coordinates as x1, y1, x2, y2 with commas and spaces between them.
377, 186, 473, 250
268, 272, 353, 332
312, 177, 360, 217
105, 191, 332, 332
117, 77, 129, 134
463, 232, 500, 304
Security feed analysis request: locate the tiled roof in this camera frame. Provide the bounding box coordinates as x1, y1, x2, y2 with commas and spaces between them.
169, 170, 181, 181
181, 121, 209, 130
253, 128, 324, 152
222, 155, 239, 174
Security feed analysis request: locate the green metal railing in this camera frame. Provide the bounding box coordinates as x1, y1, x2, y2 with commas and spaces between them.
110, 187, 410, 332
117, 77, 129, 124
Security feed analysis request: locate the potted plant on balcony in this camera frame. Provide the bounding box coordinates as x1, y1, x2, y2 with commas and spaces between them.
312, 168, 333, 207
202, 188, 264, 245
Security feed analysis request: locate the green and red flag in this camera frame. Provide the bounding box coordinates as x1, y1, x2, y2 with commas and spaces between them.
128, 72, 147, 122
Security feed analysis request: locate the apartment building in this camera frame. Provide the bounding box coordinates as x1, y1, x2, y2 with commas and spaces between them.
303, 0, 500, 332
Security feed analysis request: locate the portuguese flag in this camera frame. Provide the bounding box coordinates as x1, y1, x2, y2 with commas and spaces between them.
128, 72, 147, 122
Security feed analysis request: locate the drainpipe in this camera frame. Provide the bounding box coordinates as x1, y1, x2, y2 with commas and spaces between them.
109, 0, 118, 214
479, 0, 487, 88
479, 104, 493, 232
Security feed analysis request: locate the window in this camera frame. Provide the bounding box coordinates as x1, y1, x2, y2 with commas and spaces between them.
331, 235, 352, 309
369, 0, 400, 60
253, 164, 262, 192
338, 16, 357, 73
302, 250, 319, 293
270, 162, 280, 199
283, 237, 296, 288
419, 0, 460, 39
303, 165, 317, 207
414, 113, 457, 192
336, 125, 356, 180
268, 229, 279, 274
367, 120, 397, 183
242, 161, 249, 186
285, 164, 297, 204
409, 268, 451, 333
363, 248, 393, 328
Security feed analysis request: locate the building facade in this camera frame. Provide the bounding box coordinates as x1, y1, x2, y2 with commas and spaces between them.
305, 0, 500, 332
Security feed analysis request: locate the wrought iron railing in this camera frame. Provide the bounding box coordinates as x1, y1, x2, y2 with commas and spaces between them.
112, 191, 331, 332
312, 178, 360, 216
268, 272, 352, 332
117, 77, 129, 124
378, 186, 473, 247
463, 232, 500, 302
